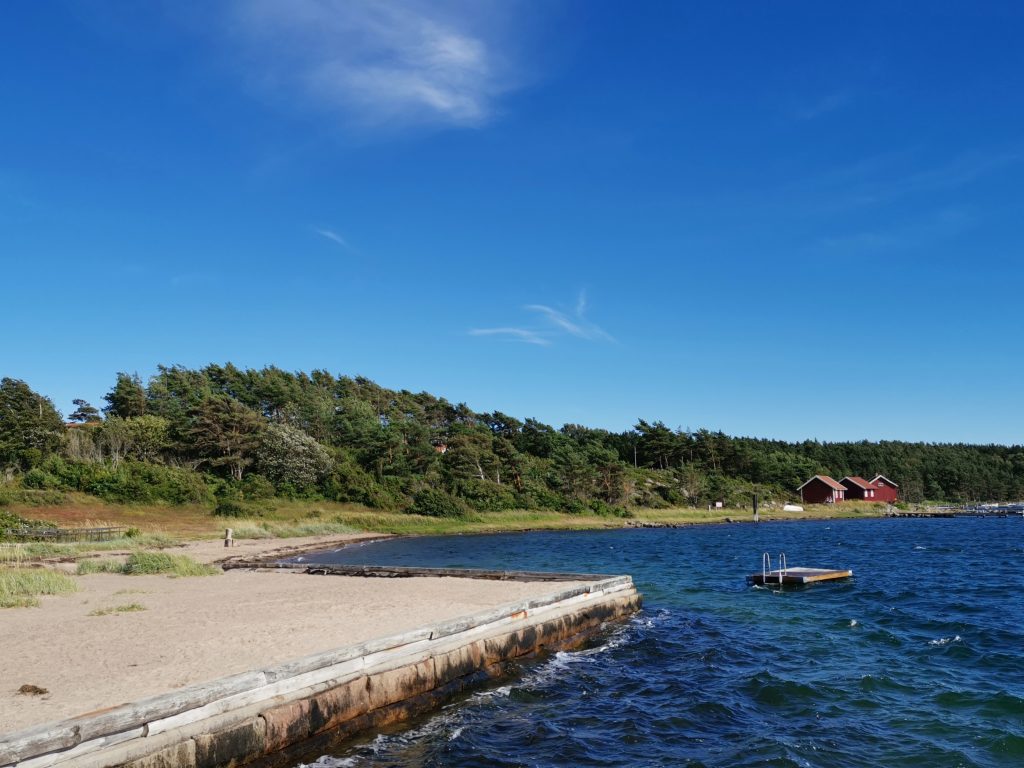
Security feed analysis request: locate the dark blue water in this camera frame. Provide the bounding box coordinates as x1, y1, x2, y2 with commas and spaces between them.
293, 518, 1024, 767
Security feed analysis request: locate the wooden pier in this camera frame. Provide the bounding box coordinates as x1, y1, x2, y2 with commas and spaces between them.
748, 552, 852, 586
747, 567, 853, 586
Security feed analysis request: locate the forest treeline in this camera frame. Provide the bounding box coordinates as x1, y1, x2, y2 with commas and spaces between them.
2, 364, 1023, 517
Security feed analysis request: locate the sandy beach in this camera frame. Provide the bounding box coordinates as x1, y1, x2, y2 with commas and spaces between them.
1, 552, 586, 734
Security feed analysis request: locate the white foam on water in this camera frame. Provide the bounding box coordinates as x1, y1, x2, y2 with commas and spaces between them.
929, 635, 961, 646
300, 757, 358, 767
849, 619, 858, 627
472, 684, 512, 700
309, 605, 648, 764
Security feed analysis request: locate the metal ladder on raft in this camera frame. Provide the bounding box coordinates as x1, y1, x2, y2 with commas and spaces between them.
762, 552, 787, 585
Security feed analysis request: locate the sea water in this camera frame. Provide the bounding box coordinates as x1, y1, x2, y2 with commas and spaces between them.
290, 517, 1024, 767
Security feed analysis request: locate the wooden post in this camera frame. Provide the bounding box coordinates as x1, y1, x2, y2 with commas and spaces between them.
224, 528, 233, 548
752, 493, 759, 523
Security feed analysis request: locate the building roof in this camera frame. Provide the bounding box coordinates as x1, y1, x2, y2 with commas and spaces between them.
870, 474, 899, 487
797, 474, 846, 491
840, 476, 873, 490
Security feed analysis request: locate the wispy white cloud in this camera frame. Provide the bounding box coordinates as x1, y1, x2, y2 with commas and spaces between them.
526, 290, 614, 342
222, 0, 524, 129
468, 327, 551, 346
314, 227, 353, 250
471, 290, 615, 347
526, 305, 614, 342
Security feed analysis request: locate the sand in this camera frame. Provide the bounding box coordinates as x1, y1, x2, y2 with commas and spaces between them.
1, 564, 585, 734
178, 532, 390, 565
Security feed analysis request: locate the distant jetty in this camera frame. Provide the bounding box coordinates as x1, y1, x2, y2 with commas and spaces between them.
888, 503, 1024, 518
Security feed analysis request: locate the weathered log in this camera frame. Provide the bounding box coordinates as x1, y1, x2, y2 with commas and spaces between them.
221, 562, 607, 583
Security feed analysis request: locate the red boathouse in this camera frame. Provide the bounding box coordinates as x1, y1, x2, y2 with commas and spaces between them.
840, 476, 878, 501
870, 475, 899, 503
797, 475, 847, 504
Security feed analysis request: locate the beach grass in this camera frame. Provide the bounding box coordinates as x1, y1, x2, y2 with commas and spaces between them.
122, 552, 219, 576
0, 532, 181, 565
76, 559, 126, 575
0, 567, 79, 608
77, 553, 219, 577
228, 518, 360, 539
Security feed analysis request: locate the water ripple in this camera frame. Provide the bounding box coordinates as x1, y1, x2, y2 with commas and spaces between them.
293, 518, 1024, 768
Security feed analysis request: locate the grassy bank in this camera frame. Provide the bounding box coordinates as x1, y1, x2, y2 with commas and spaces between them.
4, 492, 890, 540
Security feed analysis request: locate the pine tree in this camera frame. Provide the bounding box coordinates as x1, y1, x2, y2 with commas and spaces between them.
69, 399, 102, 423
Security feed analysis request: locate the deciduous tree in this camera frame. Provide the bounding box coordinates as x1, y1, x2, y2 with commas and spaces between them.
256, 423, 334, 490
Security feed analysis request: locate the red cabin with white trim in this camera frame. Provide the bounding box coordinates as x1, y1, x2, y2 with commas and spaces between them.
797, 475, 846, 504
870, 475, 899, 503
840, 476, 878, 501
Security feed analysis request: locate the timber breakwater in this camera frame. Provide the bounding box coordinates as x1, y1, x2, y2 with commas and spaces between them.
0, 565, 641, 768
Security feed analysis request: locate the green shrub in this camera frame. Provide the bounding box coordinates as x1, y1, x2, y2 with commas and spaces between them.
31, 457, 214, 506
0, 487, 67, 507
457, 480, 519, 512
213, 481, 274, 517
655, 486, 685, 506
323, 459, 409, 510
21, 467, 61, 490
513, 482, 566, 512
588, 499, 634, 518
36, 456, 105, 490
241, 474, 275, 500
213, 498, 263, 517
0, 510, 59, 540
562, 499, 588, 515
410, 488, 469, 518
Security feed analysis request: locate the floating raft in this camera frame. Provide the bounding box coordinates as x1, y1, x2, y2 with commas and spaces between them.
748, 567, 853, 586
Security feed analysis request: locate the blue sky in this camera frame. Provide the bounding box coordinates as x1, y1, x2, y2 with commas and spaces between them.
3, 1, 1023, 443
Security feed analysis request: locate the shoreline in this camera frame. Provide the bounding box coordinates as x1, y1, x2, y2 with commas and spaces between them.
5, 495, 895, 544
0, 567, 641, 767
1, 510, 895, 597
0, 565, 624, 733
2, 513, 984, 766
